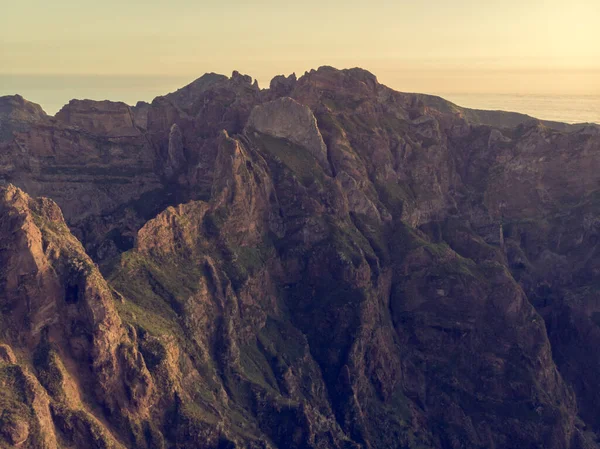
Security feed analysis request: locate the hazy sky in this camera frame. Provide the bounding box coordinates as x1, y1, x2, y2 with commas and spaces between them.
1, 0, 599, 94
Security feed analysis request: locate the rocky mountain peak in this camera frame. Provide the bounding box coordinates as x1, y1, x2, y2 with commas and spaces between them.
269, 73, 297, 97
296, 66, 380, 95
0, 94, 47, 122
231, 70, 254, 86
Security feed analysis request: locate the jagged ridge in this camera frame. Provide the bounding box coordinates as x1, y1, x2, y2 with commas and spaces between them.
1, 66, 600, 449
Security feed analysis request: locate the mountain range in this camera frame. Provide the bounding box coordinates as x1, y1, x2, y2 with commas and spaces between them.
1, 66, 600, 449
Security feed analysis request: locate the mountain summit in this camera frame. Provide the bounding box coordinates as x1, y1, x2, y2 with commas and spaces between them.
1, 66, 600, 449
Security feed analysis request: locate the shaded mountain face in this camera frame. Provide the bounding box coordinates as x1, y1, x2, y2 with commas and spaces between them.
1, 66, 600, 449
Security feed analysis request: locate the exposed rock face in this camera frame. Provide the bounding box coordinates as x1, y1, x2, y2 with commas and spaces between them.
0, 185, 151, 449
0, 95, 47, 123
0, 95, 163, 266
1, 416, 29, 446
132, 101, 151, 130
0, 356, 58, 449
269, 73, 297, 97
246, 97, 330, 171
55, 99, 140, 137
1, 66, 600, 448
0, 344, 16, 364
165, 123, 186, 177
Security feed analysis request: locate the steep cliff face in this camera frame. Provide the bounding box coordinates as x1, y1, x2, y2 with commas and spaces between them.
0, 185, 158, 449
245, 97, 330, 171
0, 95, 163, 268
1, 67, 600, 449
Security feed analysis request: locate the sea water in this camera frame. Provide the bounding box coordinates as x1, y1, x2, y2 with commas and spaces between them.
438, 92, 600, 125
0, 74, 192, 115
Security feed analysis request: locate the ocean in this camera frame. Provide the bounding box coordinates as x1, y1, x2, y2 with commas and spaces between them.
438, 92, 600, 125
1, 75, 599, 125
0, 74, 193, 116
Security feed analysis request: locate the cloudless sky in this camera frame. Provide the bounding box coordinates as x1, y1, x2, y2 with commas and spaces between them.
1, 0, 599, 94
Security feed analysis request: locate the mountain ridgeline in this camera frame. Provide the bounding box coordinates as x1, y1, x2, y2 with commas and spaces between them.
1, 66, 600, 449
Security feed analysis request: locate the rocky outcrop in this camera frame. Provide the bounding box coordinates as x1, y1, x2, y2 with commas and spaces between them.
0, 344, 16, 364
246, 97, 330, 171
132, 101, 150, 130
0, 355, 58, 449
165, 123, 186, 177
269, 73, 297, 97
0, 94, 47, 123
55, 99, 140, 137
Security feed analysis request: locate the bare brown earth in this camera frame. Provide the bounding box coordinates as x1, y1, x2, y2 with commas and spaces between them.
1, 66, 600, 448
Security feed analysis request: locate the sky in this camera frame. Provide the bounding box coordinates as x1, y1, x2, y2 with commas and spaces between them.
1, 0, 599, 95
